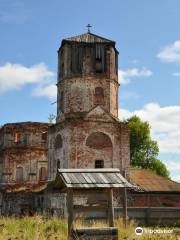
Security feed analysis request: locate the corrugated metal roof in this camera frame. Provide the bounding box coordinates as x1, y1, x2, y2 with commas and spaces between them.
58, 168, 133, 189
63, 32, 115, 44
129, 168, 180, 192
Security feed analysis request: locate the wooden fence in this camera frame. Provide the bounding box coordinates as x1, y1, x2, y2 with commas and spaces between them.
74, 207, 180, 226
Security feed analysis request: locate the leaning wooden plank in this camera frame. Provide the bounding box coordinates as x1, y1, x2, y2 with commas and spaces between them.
72, 227, 118, 240
67, 189, 74, 239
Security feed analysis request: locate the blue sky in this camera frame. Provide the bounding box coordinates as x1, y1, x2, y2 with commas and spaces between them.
0, 0, 180, 181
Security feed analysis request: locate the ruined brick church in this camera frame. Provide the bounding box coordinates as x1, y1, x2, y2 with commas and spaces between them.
0, 31, 179, 216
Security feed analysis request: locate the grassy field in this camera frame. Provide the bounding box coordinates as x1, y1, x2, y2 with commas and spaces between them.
0, 216, 179, 240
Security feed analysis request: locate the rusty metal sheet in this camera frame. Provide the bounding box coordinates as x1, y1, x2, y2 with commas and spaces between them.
129, 168, 180, 192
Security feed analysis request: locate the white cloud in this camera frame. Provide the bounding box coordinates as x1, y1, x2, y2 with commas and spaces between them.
0, 62, 57, 100
119, 103, 180, 154
172, 175, 180, 183
118, 67, 153, 85
120, 91, 141, 100
157, 40, 180, 63
131, 59, 138, 65
0, 62, 54, 93
173, 72, 180, 77
166, 161, 180, 171
165, 161, 180, 183
33, 84, 57, 99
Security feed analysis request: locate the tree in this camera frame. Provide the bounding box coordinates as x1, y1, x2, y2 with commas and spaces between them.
148, 157, 169, 178
48, 114, 56, 123
125, 116, 169, 178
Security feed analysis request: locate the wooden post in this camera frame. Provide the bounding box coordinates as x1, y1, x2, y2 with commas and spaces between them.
123, 170, 127, 228
67, 189, 73, 239
108, 188, 114, 227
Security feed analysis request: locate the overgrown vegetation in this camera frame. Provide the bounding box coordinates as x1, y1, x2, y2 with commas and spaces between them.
0, 216, 179, 240
125, 116, 170, 178
0, 216, 67, 240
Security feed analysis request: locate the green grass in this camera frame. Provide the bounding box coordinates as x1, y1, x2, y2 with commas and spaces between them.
0, 216, 179, 240
0, 216, 67, 240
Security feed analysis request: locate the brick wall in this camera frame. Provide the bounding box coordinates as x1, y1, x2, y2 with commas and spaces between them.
48, 118, 130, 180
0, 122, 49, 184
129, 193, 180, 207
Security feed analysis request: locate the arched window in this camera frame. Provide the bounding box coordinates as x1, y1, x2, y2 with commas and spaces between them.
16, 166, 23, 182
39, 167, 47, 181
54, 134, 63, 149
86, 132, 112, 149
41, 132, 47, 142
94, 87, 104, 106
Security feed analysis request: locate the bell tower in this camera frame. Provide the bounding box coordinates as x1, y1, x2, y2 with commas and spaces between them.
48, 31, 130, 181
56, 32, 119, 122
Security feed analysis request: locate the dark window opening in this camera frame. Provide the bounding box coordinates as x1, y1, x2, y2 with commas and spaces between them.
96, 59, 103, 73
95, 44, 105, 73
95, 160, 104, 168
39, 167, 47, 181
15, 133, 21, 144
42, 132, 47, 142
23, 134, 28, 145
16, 166, 23, 181
71, 45, 83, 74
77, 46, 83, 73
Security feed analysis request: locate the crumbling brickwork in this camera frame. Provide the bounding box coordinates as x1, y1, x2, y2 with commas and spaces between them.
48, 116, 130, 180
0, 122, 49, 215
48, 32, 130, 181
56, 33, 119, 121
129, 193, 180, 207
0, 122, 49, 184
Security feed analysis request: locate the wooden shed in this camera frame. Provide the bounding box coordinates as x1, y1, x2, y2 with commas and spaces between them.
56, 168, 133, 240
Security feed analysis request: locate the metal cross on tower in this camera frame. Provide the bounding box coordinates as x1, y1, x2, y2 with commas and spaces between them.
86, 24, 92, 33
